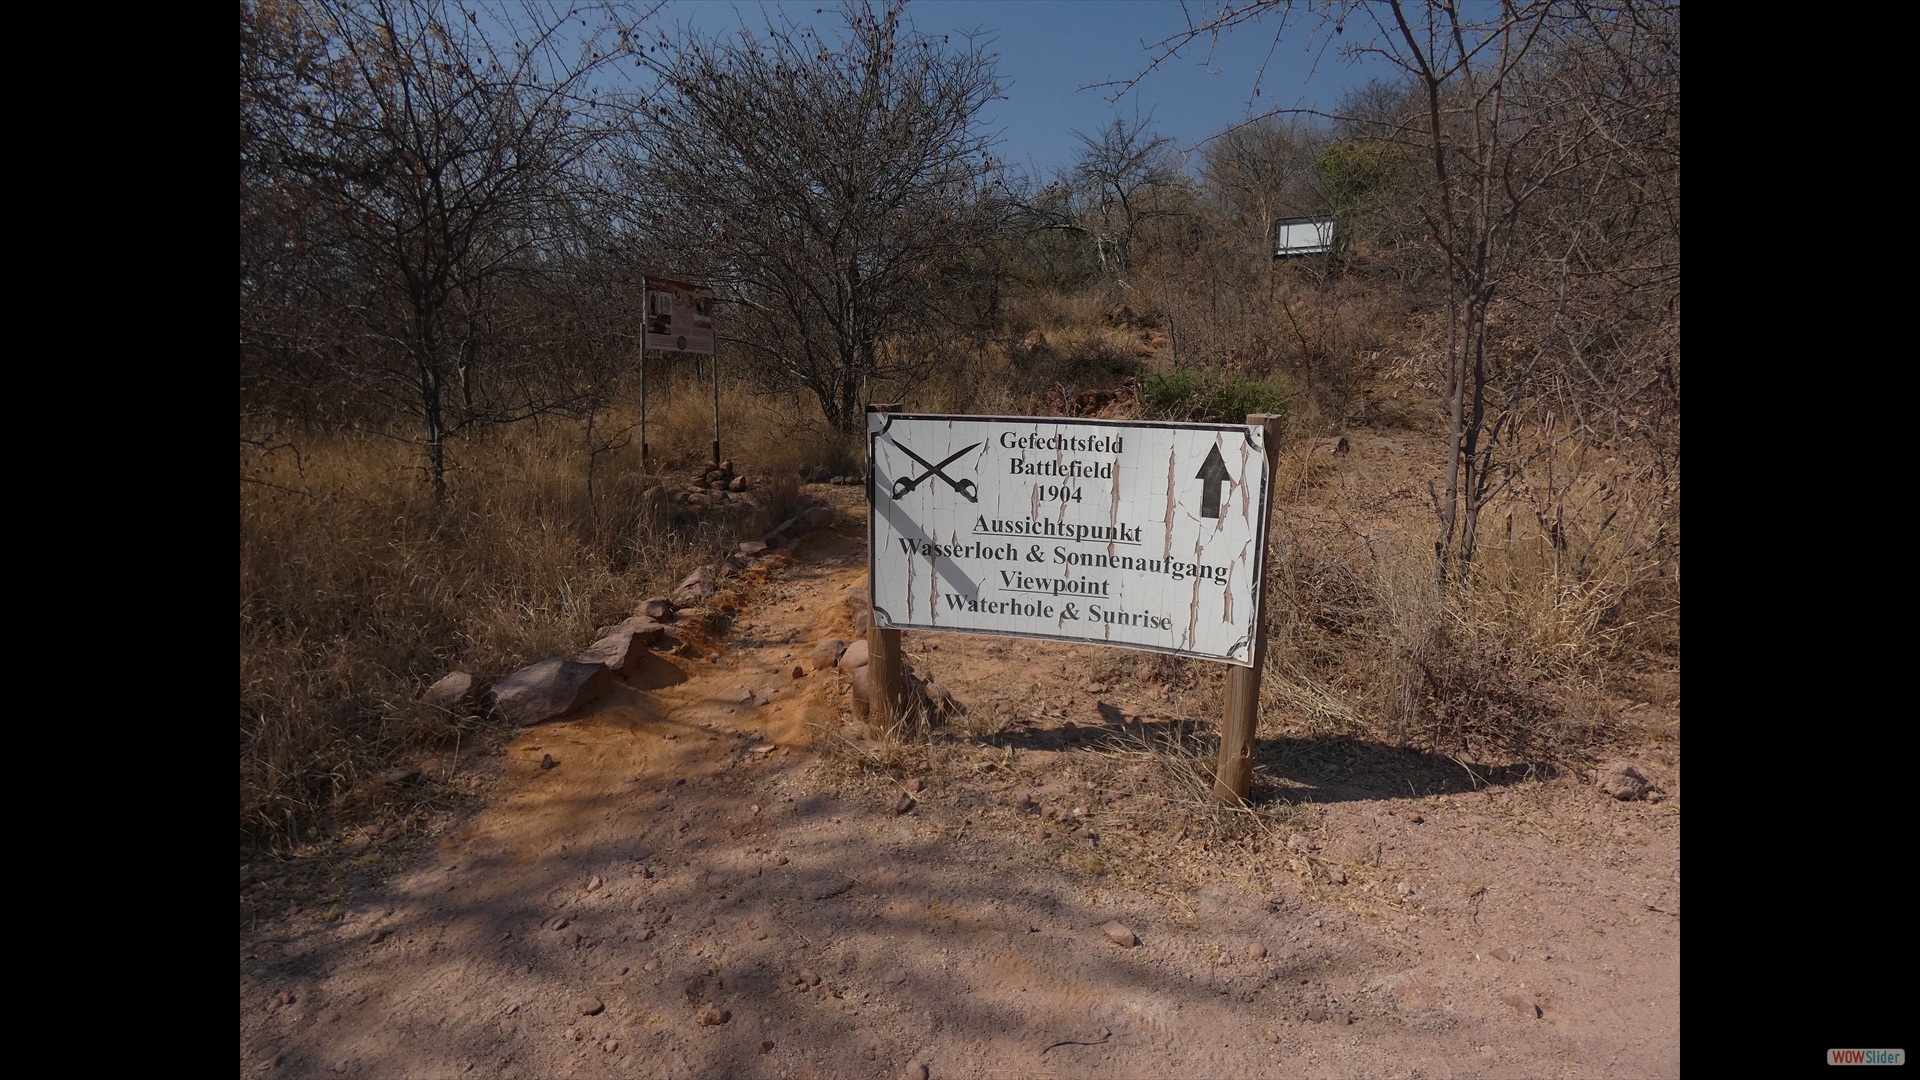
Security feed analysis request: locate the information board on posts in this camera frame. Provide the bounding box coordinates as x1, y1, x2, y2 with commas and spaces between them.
867, 411, 1273, 666
642, 277, 716, 355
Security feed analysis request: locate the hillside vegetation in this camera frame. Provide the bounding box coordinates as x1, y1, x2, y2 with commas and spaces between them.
240, 0, 1678, 857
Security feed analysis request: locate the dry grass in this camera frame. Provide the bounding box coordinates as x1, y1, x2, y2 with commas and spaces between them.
1255, 432, 1677, 766
239, 401, 814, 857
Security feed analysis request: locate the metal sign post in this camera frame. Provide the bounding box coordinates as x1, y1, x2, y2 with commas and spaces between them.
639, 275, 718, 469
865, 408, 1279, 802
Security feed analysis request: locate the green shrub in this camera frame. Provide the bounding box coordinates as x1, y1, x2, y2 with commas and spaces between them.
1140, 369, 1292, 423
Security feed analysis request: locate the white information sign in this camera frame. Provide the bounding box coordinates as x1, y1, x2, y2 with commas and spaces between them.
642, 277, 716, 355
867, 412, 1273, 666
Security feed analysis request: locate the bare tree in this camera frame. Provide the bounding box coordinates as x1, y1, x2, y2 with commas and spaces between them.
1202, 115, 1326, 262
1129, 0, 1680, 582
623, 1, 1002, 435
240, 0, 646, 495
1069, 115, 1189, 283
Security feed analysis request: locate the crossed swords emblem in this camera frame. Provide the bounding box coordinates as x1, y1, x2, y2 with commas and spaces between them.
887, 440, 980, 503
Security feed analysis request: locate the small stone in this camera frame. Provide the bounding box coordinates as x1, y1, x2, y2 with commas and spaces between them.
1014, 793, 1034, 811
776, 856, 789, 866
1101, 921, 1137, 948
636, 597, 676, 621
587, 876, 603, 892
1264, 1030, 1280, 1044
577, 996, 605, 1016
792, 665, 804, 678
381, 767, 420, 784
1081, 681, 1108, 693
903, 1063, 930, 1080
758, 1040, 775, 1055
1490, 947, 1512, 962
810, 638, 849, 670
422, 671, 477, 709
1245, 943, 1267, 960
905, 778, 924, 793
849, 665, 871, 718
695, 1004, 730, 1026
367, 930, 387, 945
1595, 760, 1654, 801
671, 567, 717, 607
1306, 1007, 1327, 1023
541, 754, 557, 770
1035, 826, 1051, 841
1286, 833, 1310, 852
1501, 990, 1541, 1018
552, 918, 570, 931
894, 793, 916, 815
1407, 813, 1424, 824
1395, 881, 1413, 897
839, 639, 870, 672
1330, 869, 1348, 885
603, 1039, 619, 1053
798, 967, 821, 986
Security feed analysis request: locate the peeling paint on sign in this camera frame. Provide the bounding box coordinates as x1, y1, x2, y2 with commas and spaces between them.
867, 413, 1272, 666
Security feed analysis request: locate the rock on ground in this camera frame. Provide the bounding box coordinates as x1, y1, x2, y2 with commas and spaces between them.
1596, 760, 1654, 800
839, 639, 870, 672
850, 664, 871, 718
488, 658, 615, 726
671, 567, 718, 607
811, 638, 849, 670
421, 672, 476, 709
575, 620, 665, 675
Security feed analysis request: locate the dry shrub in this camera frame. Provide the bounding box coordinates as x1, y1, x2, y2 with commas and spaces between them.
239, 413, 810, 856
644, 366, 859, 478
1257, 450, 1672, 763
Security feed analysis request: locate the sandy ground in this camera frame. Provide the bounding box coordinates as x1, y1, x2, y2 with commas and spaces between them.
240, 468, 1679, 1080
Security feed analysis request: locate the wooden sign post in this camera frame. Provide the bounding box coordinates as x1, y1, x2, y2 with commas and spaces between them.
1212, 413, 1282, 805
865, 403, 909, 728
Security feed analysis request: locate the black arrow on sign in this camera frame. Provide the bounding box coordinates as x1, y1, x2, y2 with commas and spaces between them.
1195, 444, 1232, 518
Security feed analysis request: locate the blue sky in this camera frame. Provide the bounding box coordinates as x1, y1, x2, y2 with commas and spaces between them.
648, 1, 1405, 178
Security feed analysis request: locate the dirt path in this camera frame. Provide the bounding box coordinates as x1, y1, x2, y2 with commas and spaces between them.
239, 484, 1679, 1080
